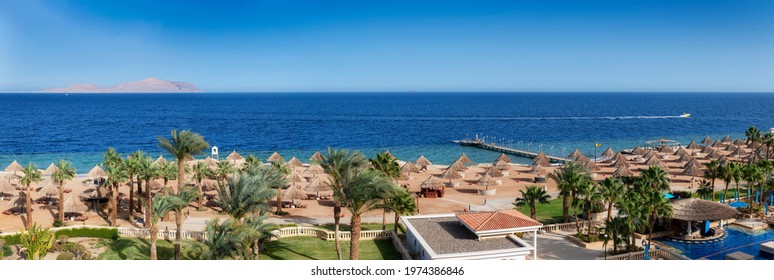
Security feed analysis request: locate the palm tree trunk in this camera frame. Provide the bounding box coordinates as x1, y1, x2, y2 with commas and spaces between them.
607, 200, 613, 222
393, 212, 400, 235
573, 206, 581, 236
150, 224, 159, 260
25, 184, 32, 229
145, 179, 152, 228
276, 190, 283, 214
174, 210, 184, 260
58, 181, 65, 223
128, 176, 135, 219
136, 178, 143, 213
333, 205, 342, 260
177, 162, 185, 195
197, 178, 203, 210
111, 183, 118, 226
586, 209, 592, 237
350, 214, 361, 260
382, 209, 386, 231
562, 194, 570, 222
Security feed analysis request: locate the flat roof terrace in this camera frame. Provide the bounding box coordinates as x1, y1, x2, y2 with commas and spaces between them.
407, 216, 525, 255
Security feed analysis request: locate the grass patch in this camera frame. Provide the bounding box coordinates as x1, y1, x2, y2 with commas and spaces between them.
314, 223, 394, 232
1, 243, 11, 258
516, 198, 566, 224
96, 238, 207, 260
260, 236, 399, 260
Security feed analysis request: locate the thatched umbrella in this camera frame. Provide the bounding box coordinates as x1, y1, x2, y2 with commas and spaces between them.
529, 163, 547, 175
717, 155, 729, 165
575, 154, 590, 164
226, 150, 244, 162
677, 153, 693, 163
724, 144, 738, 152
631, 146, 646, 155
568, 149, 583, 160
583, 160, 601, 172
730, 147, 744, 158
644, 155, 661, 166
476, 174, 498, 190
533, 157, 551, 167
495, 153, 511, 163
700, 145, 714, 154
0, 179, 15, 198
456, 153, 473, 165
305, 175, 331, 197
287, 157, 304, 167
267, 152, 285, 163
721, 135, 733, 143
712, 140, 724, 148
153, 155, 168, 166
701, 136, 714, 146
686, 158, 703, 169
448, 160, 467, 171
415, 155, 432, 167
304, 164, 325, 175
484, 166, 504, 177
611, 152, 626, 163
686, 140, 700, 150
37, 179, 59, 198
674, 147, 689, 157
5, 160, 23, 174
653, 161, 671, 172
43, 163, 58, 176
642, 150, 656, 160
493, 160, 510, 170
535, 152, 549, 162
659, 145, 674, 154
683, 164, 704, 184
601, 147, 615, 158
63, 195, 88, 214
86, 165, 107, 179
706, 150, 721, 159
733, 138, 746, 146
80, 185, 109, 199
203, 157, 219, 169
612, 158, 632, 168
401, 161, 420, 174
287, 172, 306, 186
309, 151, 324, 162
438, 168, 463, 183
745, 153, 759, 163
421, 176, 444, 189
671, 199, 739, 221
283, 186, 308, 206
612, 166, 634, 177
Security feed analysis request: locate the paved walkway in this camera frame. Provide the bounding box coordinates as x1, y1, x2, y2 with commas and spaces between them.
528, 231, 604, 260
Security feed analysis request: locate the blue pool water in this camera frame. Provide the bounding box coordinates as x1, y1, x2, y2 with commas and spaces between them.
658, 226, 774, 260
0, 92, 771, 172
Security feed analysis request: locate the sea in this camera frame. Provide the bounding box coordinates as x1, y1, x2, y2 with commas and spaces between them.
0, 92, 771, 173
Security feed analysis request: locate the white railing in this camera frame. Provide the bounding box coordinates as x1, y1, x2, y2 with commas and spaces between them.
540, 218, 587, 232
606, 249, 689, 260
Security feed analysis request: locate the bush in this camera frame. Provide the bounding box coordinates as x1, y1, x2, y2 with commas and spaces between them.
672, 191, 693, 199
56, 252, 75, 260
53, 219, 63, 228
54, 228, 119, 240
0, 234, 21, 246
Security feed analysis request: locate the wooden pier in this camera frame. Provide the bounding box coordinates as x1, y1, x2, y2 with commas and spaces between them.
454, 139, 570, 163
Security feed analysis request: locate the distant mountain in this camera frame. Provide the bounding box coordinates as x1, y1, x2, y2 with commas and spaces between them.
42, 78, 202, 93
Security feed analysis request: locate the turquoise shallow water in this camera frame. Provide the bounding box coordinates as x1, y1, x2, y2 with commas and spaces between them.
0, 92, 769, 172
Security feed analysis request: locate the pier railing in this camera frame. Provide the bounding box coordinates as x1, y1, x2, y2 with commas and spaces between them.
457, 140, 570, 163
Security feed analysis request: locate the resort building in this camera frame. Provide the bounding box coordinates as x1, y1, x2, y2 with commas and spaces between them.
401, 210, 542, 260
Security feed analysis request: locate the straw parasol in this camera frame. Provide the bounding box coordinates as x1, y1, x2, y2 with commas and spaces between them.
421, 176, 444, 189
724, 144, 738, 152
267, 152, 285, 163
717, 155, 729, 165
701, 136, 714, 146
705, 150, 721, 159
484, 166, 504, 177
309, 151, 324, 162
495, 153, 511, 164
86, 165, 107, 178
683, 163, 704, 177
652, 161, 670, 172
670, 199, 738, 221
529, 163, 547, 175
448, 160, 467, 171
631, 146, 646, 155
677, 153, 693, 163
644, 155, 661, 166
401, 161, 420, 174
574, 154, 590, 164
533, 157, 551, 167
226, 150, 244, 162
720, 135, 733, 143
0, 179, 15, 197
612, 166, 634, 177
438, 168, 463, 183
601, 147, 615, 158
5, 160, 23, 174
686, 141, 700, 150
415, 155, 432, 167
568, 149, 583, 160
304, 164, 325, 174
37, 179, 59, 197
287, 172, 307, 186
712, 140, 724, 148
80, 185, 109, 199
305, 175, 331, 194
730, 147, 744, 157
43, 163, 58, 176
733, 138, 746, 146
674, 147, 689, 157
153, 155, 168, 166
283, 185, 308, 201
493, 160, 510, 170
612, 158, 632, 168
476, 174, 498, 189
203, 157, 218, 169
745, 153, 759, 163
287, 157, 303, 167
63, 195, 88, 213
582, 160, 601, 172
642, 150, 656, 160
456, 153, 473, 165
700, 145, 714, 154
611, 152, 625, 163
659, 145, 674, 154
535, 152, 549, 162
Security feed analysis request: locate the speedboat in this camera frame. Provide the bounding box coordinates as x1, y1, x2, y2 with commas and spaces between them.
679, 113, 690, 118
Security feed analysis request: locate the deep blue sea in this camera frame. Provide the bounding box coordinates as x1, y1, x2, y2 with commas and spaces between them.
0, 92, 771, 173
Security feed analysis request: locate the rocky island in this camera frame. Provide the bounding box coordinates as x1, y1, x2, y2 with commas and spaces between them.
42, 78, 202, 93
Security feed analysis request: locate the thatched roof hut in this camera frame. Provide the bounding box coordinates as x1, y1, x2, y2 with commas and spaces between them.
568, 149, 583, 160
612, 166, 634, 177
226, 150, 244, 161
574, 154, 590, 164
401, 162, 420, 174
309, 151, 324, 162
421, 176, 444, 189
63, 195, 88, 213
686, 141, 700, 150
642, 150, 656, 160
701, 136, 714, 146
601, 147, 615, 158
671, 199, 739, 221
457, 153, 473, 165
659, 145, 674, 154
203, 157, 219, 169
653, 161, 671, 172
267, 152, 285, 163
631, 146, 646, 155
484, 166, 504, 177
724, 144, 738, 152
0, 179, 15, 194
415, 155, 432, 167
283, 186, 308, 201
674, 147, 690, 157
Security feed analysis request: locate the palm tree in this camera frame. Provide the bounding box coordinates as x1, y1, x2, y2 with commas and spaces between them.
616, 190, 644, 251
717, 163, 733, 201
743, 164, 764, 215
696, 180, 714, 200
148, 188, 197, 260
341, 168, 400, 260
640, 166, 670, 192
603, 217, 630, 255
746, 126, 762, 157
513, 185, 550, 220
203, 218, 244, 260
641, 188, 672, 248
314, 148, 368, 260
369, 152, 402, 230
547, 162, 591, 222
156, 129, 209, 260
382, 190, 417, 235
704, 160, 719, 200
104, 163, 128, 226
729, 162, 743, 200
135, 156, 158, 227
763, 132, 774, 160
597, 177, 625, 221
270, 161, 292, 214
126, 151, 145, 218
242, 213, 278, 259
572, 181, 601, 237
242, 155, 261, 171
215, 160, 236, 187
214, 166, 282, 222
51, 160, 76, 223
157, 161, 178, 189
192, 162, 213, 210
20, 163, 42, 228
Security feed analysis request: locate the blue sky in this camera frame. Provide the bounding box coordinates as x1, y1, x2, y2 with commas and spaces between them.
0, 0, 772, 92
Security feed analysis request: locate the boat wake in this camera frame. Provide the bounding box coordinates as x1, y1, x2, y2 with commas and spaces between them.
341, 115, 687, 121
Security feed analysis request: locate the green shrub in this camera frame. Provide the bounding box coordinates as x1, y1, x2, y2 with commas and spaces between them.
53, 219, 63, 228
0, 234, 21, 245
54, 228, 119, 240
56, 252, 75, 260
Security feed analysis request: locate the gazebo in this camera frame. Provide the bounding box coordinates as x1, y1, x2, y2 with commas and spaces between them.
669, 199, 739, 240
529, 163, 547, 183
420, 176, 445, 198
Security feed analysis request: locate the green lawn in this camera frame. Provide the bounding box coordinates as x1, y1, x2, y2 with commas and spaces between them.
97, 238, 208, 260
260, 236, 399, 260
516, 198, 565, 224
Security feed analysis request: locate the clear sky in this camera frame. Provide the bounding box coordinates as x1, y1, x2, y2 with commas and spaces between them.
0, 0, 772, 92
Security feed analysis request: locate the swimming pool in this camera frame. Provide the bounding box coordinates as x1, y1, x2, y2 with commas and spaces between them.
657, 226, 774, 260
